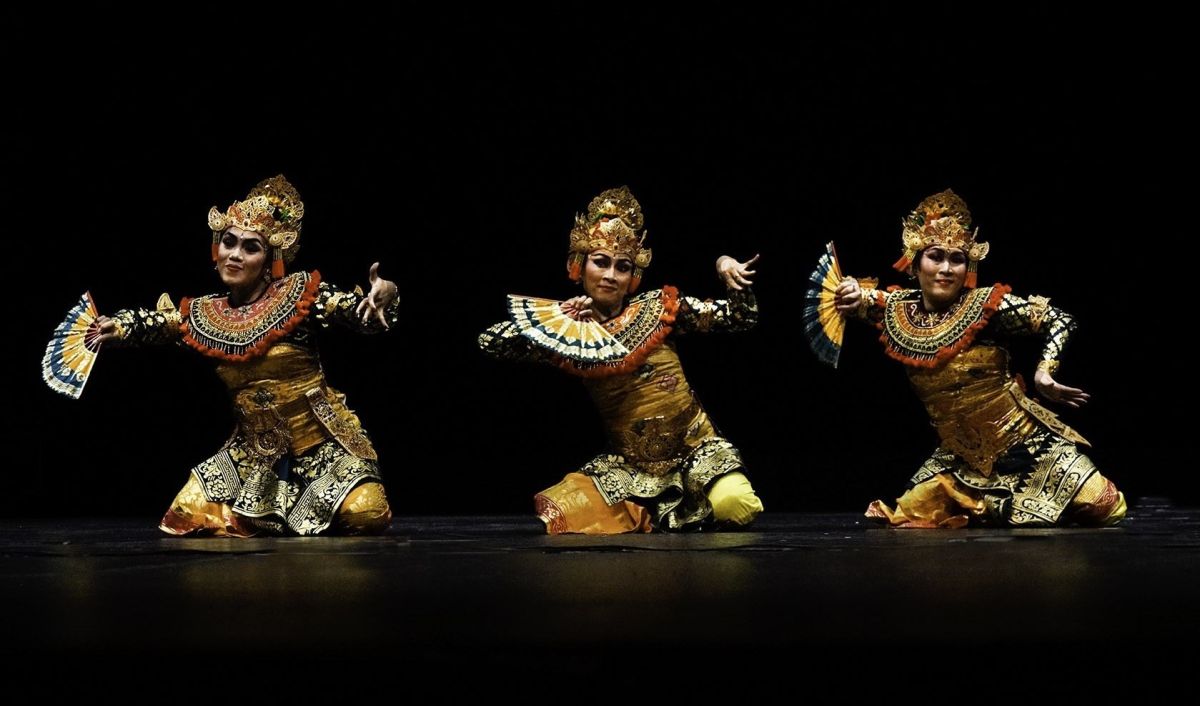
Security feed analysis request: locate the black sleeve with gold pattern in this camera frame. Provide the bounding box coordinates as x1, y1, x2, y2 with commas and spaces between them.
477, 320, 550, 363
991, 292, 1076, 369
111, 299, 183, 346
676, 288, 758, 335
312, 281, 400, 334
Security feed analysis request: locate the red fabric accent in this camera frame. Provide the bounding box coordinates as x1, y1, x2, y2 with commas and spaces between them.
534, 493, 569, 535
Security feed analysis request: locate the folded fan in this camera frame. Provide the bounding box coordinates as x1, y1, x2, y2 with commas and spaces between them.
803, 242, 847, 368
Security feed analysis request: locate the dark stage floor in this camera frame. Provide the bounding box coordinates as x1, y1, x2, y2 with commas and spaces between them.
4, 501, 1197, 679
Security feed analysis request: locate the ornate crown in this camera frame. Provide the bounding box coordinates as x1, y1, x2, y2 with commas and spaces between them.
566, 187, 653, 290
207, 175, 305, 278
894, 189, 990, 286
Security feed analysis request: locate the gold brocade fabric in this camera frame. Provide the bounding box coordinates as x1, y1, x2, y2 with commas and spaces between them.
865, 345, 1117, 527
161, 478, 391, 536
184, 439, 382, 535
535, 473, 653, 535
864, 474, 980, 529
586, 344, 715, 467
184, 343, 383, 536
577, 344, 747, 529
159, 473, 257, 537
216, 343, 377, 461
868, 470, 1125, 528
906, 346, 1087, 477
330, 482, 393, 535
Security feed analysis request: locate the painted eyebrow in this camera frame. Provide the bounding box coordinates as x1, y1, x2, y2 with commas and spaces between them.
223, 233, 265, 245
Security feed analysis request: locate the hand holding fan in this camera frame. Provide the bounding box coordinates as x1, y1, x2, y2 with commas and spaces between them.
42, 291, 103, 399
802, 242, 875, 369
506, 294, 630, 363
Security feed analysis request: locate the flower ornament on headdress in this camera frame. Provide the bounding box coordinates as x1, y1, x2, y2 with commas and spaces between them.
207, 175, 305, 280
566, 186, 652, 293
894, 189, 990, 288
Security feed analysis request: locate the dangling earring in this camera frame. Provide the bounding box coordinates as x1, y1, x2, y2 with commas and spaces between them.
271, 246, 285, 279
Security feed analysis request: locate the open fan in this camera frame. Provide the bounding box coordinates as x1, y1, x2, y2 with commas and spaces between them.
803, 242, 848, 368
506, 294, 630, 363
42, 292, 102, 399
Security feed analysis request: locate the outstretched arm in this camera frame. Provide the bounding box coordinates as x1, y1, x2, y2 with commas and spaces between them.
315, 263, 400, 333
93, 293, 183, 347
676, 254, 761, 334
478, 320, 552, 363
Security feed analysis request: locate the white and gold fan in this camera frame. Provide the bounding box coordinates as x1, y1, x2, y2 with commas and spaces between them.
42, 291, 102, 399
506, 295, 630, 363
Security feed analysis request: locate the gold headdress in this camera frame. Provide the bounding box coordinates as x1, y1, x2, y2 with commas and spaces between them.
567, 186, 652, 292
207, 175, 305, 280
894, 189, 990, 288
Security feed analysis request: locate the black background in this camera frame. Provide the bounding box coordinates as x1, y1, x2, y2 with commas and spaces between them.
10, 4, 1191, 518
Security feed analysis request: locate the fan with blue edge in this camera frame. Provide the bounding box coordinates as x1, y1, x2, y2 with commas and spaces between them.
803, 242, 876, 368
42, 292, 104, 399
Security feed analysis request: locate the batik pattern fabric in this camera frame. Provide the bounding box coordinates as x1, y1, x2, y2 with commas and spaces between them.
186, 437, 381, 535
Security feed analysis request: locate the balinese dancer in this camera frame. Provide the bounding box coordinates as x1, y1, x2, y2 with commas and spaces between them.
479, 186, 764, 534
834, 190, 1125, 528
90, 175, 399, 536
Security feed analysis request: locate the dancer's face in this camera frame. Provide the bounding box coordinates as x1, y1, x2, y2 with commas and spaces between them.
217, 226, 268, 289
582, 248, 633, 313
916, 246, 967, 310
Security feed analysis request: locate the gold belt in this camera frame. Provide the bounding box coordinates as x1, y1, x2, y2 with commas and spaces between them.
237, 397, 295, 459
613, 398, 702, 474
235, 386, 377, 461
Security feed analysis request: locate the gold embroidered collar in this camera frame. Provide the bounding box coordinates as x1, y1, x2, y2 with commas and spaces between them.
181, 271, 321, 362
878, 284, 1009, 368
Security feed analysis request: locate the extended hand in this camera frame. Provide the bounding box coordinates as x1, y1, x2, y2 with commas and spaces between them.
1033, 369, 1090, 408
717, 253, 759, 291
355, 262, 400, 329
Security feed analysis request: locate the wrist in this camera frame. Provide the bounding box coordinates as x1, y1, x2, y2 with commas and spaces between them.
1036, 359, 1060, 375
